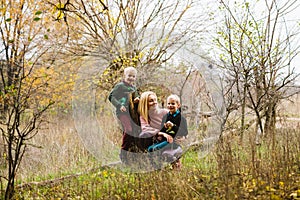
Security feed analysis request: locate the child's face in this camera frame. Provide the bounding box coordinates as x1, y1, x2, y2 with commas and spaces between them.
148, 94, 158, 108
124, 70, 136, 85
167, 98, 180, 114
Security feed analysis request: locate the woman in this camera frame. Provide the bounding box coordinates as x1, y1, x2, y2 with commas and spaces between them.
138, 91, 172, 150
138, 91, 188, 169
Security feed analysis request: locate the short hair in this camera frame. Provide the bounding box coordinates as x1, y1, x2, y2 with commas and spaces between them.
167, 94, 181, 104
124, 66, 137, 75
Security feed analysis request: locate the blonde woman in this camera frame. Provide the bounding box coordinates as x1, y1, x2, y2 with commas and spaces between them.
138, 91, 172, 150
139, 92, 188, 169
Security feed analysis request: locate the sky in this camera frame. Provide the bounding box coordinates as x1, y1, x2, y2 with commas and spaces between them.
199, 0, 300, 84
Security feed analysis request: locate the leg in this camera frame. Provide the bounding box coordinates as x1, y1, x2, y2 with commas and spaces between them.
171, 159, 182, 170
121, 132, 135, 151
120, 132, 145, 164
118, 113, 133, 134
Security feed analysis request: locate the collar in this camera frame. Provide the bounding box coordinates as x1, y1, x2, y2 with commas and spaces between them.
122, 80, 133, 87
168, 109, 180, 117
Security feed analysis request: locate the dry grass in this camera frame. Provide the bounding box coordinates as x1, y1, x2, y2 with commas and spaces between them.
2, 94, 300, 199
278, 93, 300, 118
17, 116, 98, 182
11, 116, 300, 199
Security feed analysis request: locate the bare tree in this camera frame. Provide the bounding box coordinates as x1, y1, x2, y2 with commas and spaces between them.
45, 0, 209, 90
215, 0, 300, 143
0, 1, 61, 198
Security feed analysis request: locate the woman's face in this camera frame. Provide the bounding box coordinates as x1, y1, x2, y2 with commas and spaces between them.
148, 94, 158, 108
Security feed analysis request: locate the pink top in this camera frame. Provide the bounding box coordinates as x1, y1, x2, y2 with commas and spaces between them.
140, 106, 168, 137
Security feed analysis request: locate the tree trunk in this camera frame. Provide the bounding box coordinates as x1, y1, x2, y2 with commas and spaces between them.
264, 102, 277, 141
5, 179, 15, 200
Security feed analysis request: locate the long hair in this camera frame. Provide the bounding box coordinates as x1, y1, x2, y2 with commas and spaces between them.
138, 91, 156, 124
128, 91, 140, 126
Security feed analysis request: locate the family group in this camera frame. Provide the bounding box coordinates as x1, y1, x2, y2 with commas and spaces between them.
108, 67, 188, 169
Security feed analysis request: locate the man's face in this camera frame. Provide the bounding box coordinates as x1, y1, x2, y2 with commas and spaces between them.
124, 70, 136, 85
167, 98, 180, 114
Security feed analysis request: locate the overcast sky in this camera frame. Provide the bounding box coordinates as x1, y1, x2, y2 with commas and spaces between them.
198, 0, 300, 83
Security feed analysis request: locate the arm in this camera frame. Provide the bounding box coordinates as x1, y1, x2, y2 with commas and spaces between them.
160, 114, 179, 135
109, 84, 122, 109
173, 117, 188, 144
157, 115, 174, 143
133, 89, 140, 103
176, 116, 188, 137
140, 116, 160, 136
109, 83, 128, 112
167, 121, 179, 134
157, 132, 173, 143
160, 114, 168, 132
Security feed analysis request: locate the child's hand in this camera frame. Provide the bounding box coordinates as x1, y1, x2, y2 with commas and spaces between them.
164, 121, 174, 129
133, 97, 139, 103
120, 105, 126, 112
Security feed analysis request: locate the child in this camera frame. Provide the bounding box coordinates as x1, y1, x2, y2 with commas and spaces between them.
108, 66, 140, 163
149, 94, 188, 169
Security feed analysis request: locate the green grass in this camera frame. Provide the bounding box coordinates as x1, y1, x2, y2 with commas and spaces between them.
12, 127, 300, 200
1, 111, 299, 200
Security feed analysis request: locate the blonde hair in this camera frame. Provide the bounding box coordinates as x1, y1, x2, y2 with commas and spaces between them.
138, 91, 156, 124
124, 66, 137, 75
167, 94, 181, 104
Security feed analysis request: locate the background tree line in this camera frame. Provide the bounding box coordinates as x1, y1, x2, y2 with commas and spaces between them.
0, 0, 299, 199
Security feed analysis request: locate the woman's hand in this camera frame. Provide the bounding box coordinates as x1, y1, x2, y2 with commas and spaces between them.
158, 132, 173, 143
156, 135, 163, 141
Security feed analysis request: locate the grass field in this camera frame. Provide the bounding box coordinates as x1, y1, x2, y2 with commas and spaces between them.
2, 95, 300, 199
12, 123, 300, 199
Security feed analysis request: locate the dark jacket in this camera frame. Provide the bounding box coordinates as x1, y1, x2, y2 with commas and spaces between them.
148, 110, 188, 151
108, 81, 139, 115
160, 110, 188, 138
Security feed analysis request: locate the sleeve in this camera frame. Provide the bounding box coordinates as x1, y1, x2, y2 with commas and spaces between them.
160, 114, 168, 132
171, 122, 180, 134
176, 116, 188, 137
133, 87, 139, 99
140, 116, 160, 136
108, 84, 123, 110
